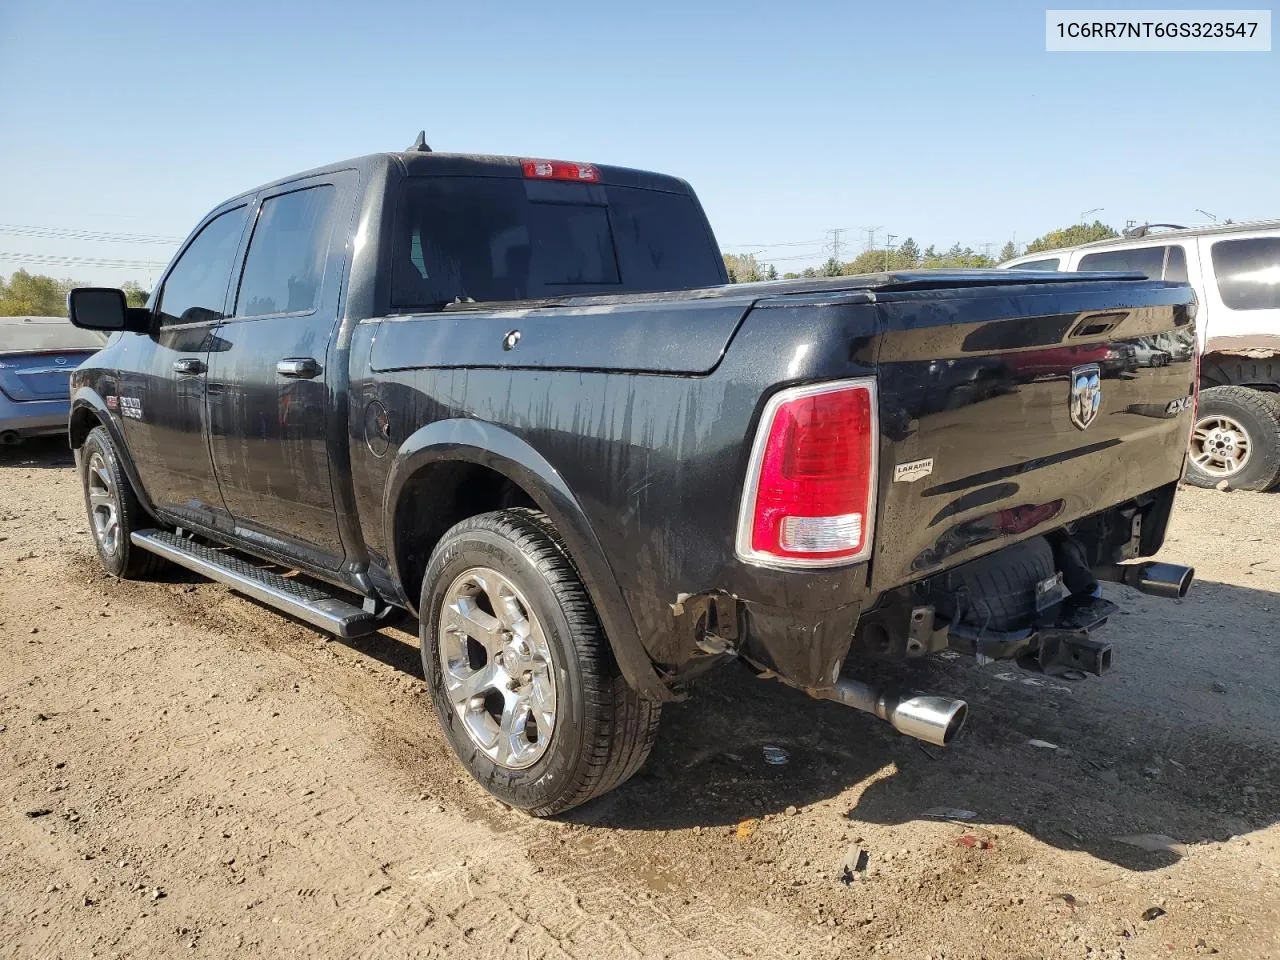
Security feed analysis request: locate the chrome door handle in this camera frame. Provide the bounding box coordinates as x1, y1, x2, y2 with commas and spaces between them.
276, 358, 321, 379
172, 357, 206, 375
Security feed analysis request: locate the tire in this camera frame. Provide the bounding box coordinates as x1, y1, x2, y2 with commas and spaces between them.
79, 425, 167, 579
923, 536, 1055, 633
1185, 386, 1280, 492
420, 508, 660, 816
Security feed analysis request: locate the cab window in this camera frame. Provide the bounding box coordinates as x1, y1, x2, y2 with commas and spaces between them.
156, 206, 248, 326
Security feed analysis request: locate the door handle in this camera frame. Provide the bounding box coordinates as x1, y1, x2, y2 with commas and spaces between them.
276, 358, 322, 379
172, 357, 206, 375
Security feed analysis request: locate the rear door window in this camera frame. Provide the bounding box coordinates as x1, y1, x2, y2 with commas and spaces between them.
1006, 257, 1060, 271
1164, 245, 1188, 282
392, 176, 723, 306
157, 206, 248, 326
1078, 246, 1167, 279
235, 185, 339, 317
1211, 237, 1280, 311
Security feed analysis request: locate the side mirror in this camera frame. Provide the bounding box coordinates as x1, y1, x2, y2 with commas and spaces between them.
67, 288, 150, 333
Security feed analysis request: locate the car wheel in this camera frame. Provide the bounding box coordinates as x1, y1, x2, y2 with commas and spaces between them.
1185, 386, 1280, 491
80, 425, 167, 579
420, 508, 660, 816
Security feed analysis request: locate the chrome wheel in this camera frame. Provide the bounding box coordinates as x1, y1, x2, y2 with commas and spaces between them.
86, 451, 121, 556
438, 566, 557, 770
1191, 414, 1252, 478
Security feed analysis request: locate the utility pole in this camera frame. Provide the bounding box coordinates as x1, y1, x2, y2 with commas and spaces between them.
861, 225, 883, 255
885, 234, 897, 271
1079, 207, 1103, 224
826, 228, 846, 264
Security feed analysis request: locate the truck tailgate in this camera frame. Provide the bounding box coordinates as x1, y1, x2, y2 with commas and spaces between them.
870, 278, 1196, 591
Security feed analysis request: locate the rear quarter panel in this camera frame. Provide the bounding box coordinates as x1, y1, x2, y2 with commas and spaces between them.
349, 298, 883, 674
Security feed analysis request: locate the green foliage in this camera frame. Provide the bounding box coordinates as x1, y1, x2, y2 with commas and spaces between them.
0, 270, 74, 317
0, 271, 152, 316
1024, 220, 1118, 255
723, 253, 778, 283
836, 238, 994, 276
923, 243, 995, 269
998, 240, 1018, 263
121, 281, 151, 308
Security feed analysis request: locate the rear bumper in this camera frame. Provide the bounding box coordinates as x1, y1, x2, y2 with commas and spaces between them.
0, 395, 70, 437
686, 483, 1183, 693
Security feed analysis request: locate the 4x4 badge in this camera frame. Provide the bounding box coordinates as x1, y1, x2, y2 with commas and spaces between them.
1069, 363, 1102, 430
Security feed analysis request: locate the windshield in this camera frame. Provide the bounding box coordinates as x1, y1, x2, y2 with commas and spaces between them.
0, 318, 108, 354
391, 176, 724, 306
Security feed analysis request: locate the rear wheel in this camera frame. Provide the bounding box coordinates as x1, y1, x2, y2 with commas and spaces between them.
80, 425, 167, 579
1185, 386, 1280, 491
420, 508, 660, 816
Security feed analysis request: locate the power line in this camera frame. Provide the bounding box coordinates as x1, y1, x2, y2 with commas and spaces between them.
0, 223, 181, 244
0, 251, 165, 270
722, 238, 826, 249
756, 252, 836, 263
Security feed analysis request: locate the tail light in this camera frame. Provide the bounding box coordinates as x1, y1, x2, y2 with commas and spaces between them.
521, 159, 599, 182
735, 378, 879, 568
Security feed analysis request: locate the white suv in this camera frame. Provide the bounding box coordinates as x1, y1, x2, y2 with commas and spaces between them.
1001, 221, 1280, 491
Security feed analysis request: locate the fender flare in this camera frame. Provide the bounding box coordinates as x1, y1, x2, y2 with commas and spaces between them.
383, 418, 673, 703
68, 388, 158, 517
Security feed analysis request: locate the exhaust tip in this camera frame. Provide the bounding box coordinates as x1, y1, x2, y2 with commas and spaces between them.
1133, 561, 1195, 599
1173, 565, 1194, 599
890, 695, 969, 747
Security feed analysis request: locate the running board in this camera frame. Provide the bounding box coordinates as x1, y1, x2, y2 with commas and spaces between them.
130, 529, 379, 638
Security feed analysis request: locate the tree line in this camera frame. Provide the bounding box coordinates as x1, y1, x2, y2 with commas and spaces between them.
723, 220, 1119, 283
4, 219, 1125, 306
0, 270, 149, 317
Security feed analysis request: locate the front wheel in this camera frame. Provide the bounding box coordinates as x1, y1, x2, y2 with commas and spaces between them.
1185, 386, 1280, 491
420, 508, 660, 816
79, 425, 168, 579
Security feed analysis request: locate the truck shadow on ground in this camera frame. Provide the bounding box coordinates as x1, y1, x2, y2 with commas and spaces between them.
295, 576, 1278, 873
0, 436, 74, 470
552, 583, 1280, 871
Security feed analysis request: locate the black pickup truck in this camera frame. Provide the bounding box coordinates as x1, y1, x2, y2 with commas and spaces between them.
67, 141, 1198, 815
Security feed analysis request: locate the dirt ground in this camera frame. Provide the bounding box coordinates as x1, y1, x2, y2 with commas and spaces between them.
2, 437, 1278, 960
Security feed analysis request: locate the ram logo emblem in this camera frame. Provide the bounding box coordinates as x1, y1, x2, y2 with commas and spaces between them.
1069, 363, 1102, 430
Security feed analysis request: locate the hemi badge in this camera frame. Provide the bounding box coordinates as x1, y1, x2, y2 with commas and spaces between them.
893, 458, 934, 483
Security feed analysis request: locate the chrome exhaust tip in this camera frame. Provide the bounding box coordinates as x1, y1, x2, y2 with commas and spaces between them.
1097, 561, 1194, 599
1128, 561, 1194, 599
823, 679, 968, 748
887, 694, 969, 747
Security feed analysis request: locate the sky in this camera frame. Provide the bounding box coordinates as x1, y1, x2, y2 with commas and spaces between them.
1, 0, 1276, 285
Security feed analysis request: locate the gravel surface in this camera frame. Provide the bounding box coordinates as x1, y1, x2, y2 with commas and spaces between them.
2, 437, 1278, 959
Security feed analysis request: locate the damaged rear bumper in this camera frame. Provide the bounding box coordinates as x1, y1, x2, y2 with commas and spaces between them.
947, 588, 1119, 676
